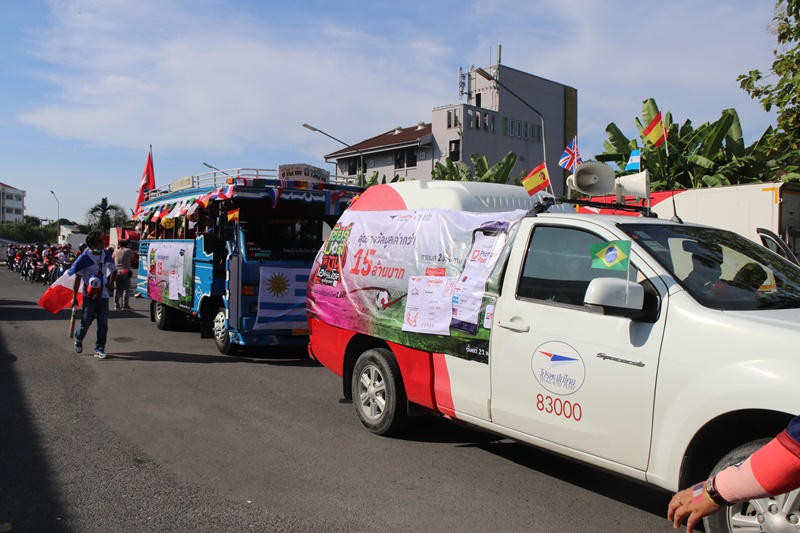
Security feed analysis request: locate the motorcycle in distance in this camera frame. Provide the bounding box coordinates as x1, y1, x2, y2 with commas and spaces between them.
51, 256, 72, 284
29, 257, 49, 285
18, 254, 34, 281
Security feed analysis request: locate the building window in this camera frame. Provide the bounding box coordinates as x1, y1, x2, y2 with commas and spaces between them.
535, 124, 543, 143
467, 109, 473, 129
517, 121, 522, 138
502, 117, 508, 136
509, 119, 515, 137
476, 93, 482, 108
454, 109, 460, 127
490, 114, 496, 133
449, 140, 461, 162
524, 122, 529, 140
368, 159, 374, 168
447, 110, 453, 129
419, 151, 426, 160
395, 150, 405, 169
483, 113, 489, 131
407, 148, 417, 168
348, 158, 359, 175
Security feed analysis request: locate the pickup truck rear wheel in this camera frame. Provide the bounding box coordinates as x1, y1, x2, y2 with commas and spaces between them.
704, 439, 800, 533
352, 348, 408, 436
213, 306, 234, 355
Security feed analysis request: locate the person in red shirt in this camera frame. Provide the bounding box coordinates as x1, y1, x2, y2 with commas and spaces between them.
668, 414, 800, 532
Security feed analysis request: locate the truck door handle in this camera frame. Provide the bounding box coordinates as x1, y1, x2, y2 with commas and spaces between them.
497, 319, 530, 333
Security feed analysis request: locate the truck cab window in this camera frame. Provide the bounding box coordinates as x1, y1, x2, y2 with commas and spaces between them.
518, 226, 630, 306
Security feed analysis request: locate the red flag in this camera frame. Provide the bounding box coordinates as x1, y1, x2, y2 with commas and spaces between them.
39, 270, 83, 314
135, 150, 156, 212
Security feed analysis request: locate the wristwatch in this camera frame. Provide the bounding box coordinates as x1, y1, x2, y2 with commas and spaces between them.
705, 476, 731, 506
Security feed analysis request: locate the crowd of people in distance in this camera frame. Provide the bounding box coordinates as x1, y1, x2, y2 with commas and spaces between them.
6, 242, 76, 285
5, 240, 138, 310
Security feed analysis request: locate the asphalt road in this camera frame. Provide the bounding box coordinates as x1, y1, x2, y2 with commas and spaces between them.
0, 267, 677, 532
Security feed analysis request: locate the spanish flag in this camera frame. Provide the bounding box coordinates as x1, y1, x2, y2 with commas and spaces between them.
227, 208, 240, 222
522, 161, 550, 196
589, 240, 631, 271
643, 111, 667, 147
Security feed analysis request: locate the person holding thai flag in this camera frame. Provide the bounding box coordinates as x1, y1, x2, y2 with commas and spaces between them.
39, 232, 117, 358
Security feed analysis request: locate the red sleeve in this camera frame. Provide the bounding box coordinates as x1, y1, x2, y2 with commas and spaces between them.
750, 415, 800, 496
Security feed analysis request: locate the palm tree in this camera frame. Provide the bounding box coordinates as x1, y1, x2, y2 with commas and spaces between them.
86, 198, 127, 234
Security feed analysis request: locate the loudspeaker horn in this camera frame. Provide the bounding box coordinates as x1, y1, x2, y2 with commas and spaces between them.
570, 162, 616, 196
615, 170, 650, 203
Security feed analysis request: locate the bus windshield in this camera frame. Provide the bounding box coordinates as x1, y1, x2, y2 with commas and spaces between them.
241, 215, 324, 262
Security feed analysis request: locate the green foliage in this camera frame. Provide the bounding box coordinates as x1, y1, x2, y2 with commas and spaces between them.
431, 151, 518, 183
737, 0, 800, 178
358, 170, 404, 187
0, 222, 57, 243
598, 98, 778, 190
86, 197, 129, 233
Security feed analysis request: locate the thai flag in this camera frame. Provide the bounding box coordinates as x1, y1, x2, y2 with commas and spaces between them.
39, 270, 83, 313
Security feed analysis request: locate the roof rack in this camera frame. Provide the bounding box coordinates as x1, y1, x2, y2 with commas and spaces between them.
532, 197, 654, 217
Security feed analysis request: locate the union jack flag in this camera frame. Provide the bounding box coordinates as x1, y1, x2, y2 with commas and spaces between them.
558, 137, 583, 172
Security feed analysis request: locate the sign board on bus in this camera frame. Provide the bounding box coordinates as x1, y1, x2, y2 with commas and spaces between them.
278, 164, 329, 183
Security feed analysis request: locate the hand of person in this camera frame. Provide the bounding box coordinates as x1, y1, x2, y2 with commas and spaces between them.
667, 483, 721, 533
71, 294, 79, 307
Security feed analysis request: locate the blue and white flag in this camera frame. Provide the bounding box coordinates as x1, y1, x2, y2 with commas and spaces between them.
625, 150, 641, 171
255, 266, 309, 330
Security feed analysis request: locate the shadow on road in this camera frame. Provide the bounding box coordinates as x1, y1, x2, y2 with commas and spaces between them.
396, 416, 672, 520
0, 303, 69, 531
108, 345, 319, 367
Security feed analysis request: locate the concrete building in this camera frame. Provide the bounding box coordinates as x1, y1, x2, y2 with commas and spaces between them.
323, 61, 577, 195
0, 182, 25, 223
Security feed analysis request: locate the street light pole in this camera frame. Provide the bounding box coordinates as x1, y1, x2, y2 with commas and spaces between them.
475, 67, 548, 173
50, 190, 60, 244
302, 123, 365, 182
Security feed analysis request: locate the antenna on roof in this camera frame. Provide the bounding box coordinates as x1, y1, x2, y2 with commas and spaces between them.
458, 67, 465, 100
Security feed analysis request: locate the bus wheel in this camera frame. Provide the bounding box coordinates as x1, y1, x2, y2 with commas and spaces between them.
155, 303, 174, 330
351, 348, 408, 436
213, 306, 233, 355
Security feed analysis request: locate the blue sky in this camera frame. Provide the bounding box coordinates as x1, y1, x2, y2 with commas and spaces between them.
0, 0, 779, 223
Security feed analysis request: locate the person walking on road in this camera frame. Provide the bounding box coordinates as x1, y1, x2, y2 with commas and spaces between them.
668, 413, 800, 532
112, 239, 134, 310
69, 232, 117, 359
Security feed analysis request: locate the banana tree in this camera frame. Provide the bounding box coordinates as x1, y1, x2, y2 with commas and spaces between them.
597, 98, 778, 190
431, 151, 518, 183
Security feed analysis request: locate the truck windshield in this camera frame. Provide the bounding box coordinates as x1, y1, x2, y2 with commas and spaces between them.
621, 223, 800, 311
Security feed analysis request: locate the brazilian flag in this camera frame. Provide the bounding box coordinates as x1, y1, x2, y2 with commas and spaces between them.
590, 240, 631, 271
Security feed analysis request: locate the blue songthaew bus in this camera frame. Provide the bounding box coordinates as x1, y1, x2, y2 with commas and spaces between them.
135, 165, 362, 354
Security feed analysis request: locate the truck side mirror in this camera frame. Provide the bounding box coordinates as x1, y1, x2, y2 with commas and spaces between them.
584, 278, 644, 317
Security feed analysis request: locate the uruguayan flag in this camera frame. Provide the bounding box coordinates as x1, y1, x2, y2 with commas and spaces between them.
625, 149, 641, 171
255, 267, 309, 330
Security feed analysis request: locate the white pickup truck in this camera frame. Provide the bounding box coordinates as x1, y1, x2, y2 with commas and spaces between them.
306, 180, 800, 533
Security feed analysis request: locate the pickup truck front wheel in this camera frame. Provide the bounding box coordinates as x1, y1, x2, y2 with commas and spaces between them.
704, 439, 800, 533
352, 348, 408, 436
